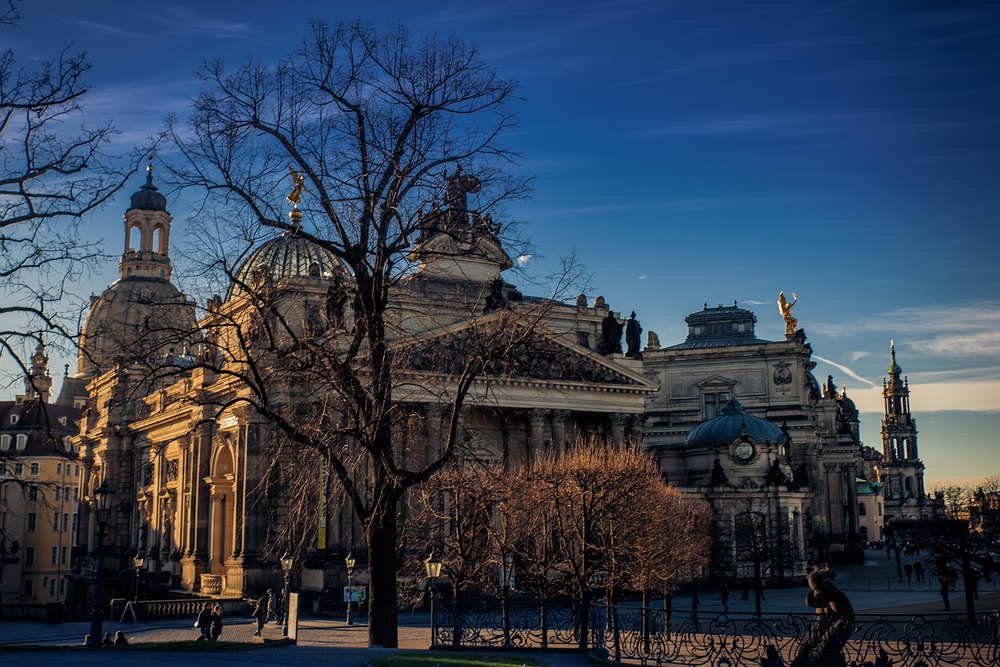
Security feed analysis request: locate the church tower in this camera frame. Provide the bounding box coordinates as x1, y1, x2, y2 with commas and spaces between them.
120, 156, 173, 281
878, 341, 928, 522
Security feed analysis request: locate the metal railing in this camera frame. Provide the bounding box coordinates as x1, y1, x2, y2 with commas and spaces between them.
591, 605, 1000, 666
431, 596, 1000, 666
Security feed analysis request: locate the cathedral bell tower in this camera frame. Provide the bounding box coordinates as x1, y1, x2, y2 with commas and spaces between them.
120, 156, 173, 281
878, 341, 927, 521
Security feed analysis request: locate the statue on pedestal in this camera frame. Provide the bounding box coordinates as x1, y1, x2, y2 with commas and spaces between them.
625, 311, 642, 359
778, 291, 799, 335
598, 312, 623, 355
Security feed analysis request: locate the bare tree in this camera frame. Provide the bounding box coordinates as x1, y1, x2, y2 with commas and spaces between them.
159, 19, 536, 647
0, 0, 129, 389
519, 438, 710, 648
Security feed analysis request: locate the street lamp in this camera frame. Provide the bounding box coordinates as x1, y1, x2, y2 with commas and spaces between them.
424, 552, 442, 645
280, 550, 293, 637
345, 551, 356, 626
133, 553, 145, 602
87, 480, 114, 648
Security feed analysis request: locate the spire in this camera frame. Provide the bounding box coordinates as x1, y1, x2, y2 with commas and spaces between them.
25, 340, 52, 403
887, 340, 902, 378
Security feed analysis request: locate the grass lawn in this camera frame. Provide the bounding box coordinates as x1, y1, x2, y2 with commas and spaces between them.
371, 652, 543, 667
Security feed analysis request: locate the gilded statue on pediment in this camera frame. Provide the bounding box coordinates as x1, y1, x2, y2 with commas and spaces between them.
778, 291, 798, 335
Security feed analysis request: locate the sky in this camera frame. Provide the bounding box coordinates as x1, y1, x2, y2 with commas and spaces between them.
3, 0, 998, 487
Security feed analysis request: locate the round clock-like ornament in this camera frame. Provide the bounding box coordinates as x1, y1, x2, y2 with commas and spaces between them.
734, 440, 755, 463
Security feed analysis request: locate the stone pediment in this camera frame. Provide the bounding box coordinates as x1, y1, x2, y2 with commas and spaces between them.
400, 321, 654, 389
696, 375, 736, 389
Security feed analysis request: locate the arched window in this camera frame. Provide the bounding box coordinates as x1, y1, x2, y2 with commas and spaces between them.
152, 226, 163, 253
128, 225, 142, 251
0, 434, 10, 450
904, 476, 913, 494
16, 434, 28, 449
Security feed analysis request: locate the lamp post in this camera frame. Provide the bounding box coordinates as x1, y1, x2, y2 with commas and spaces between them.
280, 550, 293, 637
424, 552, 442, 646
87, 480, 114, 648
345, 552, 356, 626
133, 554, 145, 602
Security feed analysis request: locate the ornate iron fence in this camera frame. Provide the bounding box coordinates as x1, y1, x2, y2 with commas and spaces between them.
431, 595, 587, 649
591, 605, 1000, 666
431, 596, 1000, 666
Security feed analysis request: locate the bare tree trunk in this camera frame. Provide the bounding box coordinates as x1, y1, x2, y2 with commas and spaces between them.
366, 494, 399, 648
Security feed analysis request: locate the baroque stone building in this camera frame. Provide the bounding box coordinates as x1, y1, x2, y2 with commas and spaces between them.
48, 166, 943, 607
70, 167, 655, 601
0, 344, 83, 603
642, 303, 866, 575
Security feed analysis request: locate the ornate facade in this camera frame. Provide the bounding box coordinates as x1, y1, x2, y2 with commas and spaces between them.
37, 167, 942, 608
642, 303, 866, 575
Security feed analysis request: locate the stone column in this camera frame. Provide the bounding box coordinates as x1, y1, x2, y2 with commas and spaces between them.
425, 404, 444, 468
550, 410, 571, 456
528, 409, 549, 460
609, 413, 629, 445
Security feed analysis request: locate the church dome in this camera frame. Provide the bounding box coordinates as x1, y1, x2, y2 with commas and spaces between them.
684, 399, 783, 447
229, 232, 348, 299
79, 277, 198, 375
129, 168, 167, 212
839, 391, 858, 418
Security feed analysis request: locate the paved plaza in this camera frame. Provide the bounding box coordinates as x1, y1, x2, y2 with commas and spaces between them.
1, 549, 997, 666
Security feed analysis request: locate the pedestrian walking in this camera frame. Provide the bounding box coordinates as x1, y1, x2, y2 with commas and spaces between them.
741, 576, 750, 601
195, 601, 213, 640
210, 603, 223, 640
913, 560, 924, 582
938, 573, 951, 611
275, 589, 285, 625
904, 562, 913, 583
755, 577, 766, 602
253, 597, 267, 636
718, 578, 731, 612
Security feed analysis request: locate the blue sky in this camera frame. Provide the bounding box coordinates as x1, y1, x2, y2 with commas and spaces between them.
4, 0, 999, 486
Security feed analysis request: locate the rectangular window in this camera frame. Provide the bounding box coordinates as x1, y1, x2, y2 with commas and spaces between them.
75, 465, 80, 477
59, 578, 66, 595
72, 512, 79, 533
704, 391, 731, 419
27, 512, 36, 531
55, 487, 61, 501
0, 511, 5, 529
49, 579, 56, 596
23, 579, 32, 597
56, 463, 61, 475
25, 546, 34, 566
28, 486, 38, 502
858, 503, 866, 516
14, 462, 23, 476
0, 461, 6, 475
64, 486, 70, 501
61, 546, 68, 565
51, 546, 57, 565
878, 504, 883, 516
73, 487, 78, 500
63, 513, 69, 531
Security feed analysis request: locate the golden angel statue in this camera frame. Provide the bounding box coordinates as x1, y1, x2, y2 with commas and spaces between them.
287, 166, 311, 208
778, 291, 798, 335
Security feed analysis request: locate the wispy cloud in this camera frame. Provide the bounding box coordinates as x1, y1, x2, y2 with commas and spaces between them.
66, 20, 144, 38
638, 275, 647, 280
848, 351, 870, 363
743, 299, 769, 305
516, 254, 533, 267
811, 303, 1000, 358
134, 7, 260, 40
